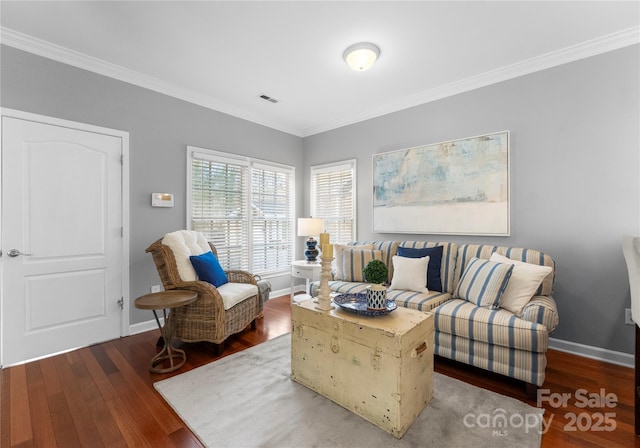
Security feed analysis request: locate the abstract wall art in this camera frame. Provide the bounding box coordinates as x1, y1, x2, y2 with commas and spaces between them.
373, 131, 510, 235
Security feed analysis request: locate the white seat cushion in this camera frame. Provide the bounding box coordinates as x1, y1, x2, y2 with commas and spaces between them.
217, 283, 259, 310
162, 230, 210, 281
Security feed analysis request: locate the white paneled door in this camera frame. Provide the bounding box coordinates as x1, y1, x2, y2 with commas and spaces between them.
1, 111, 128, 366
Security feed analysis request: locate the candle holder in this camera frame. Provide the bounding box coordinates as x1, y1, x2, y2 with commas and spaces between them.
315, 255, 334, 311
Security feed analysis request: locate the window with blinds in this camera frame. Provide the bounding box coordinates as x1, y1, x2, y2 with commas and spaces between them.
251, 164, 293, 275
188, 147, 294, 276
310, 160, 356, 244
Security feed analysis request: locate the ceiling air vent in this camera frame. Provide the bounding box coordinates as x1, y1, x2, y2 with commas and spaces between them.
259, 94, 279, 104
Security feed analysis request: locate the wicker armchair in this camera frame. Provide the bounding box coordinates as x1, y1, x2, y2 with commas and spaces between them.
146, 231, 260, 353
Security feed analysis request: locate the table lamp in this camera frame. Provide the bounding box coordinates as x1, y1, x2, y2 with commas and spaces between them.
298, 218, 324, 262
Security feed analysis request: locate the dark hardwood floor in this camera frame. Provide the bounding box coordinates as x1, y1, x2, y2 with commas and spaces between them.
2, 294, 637, 447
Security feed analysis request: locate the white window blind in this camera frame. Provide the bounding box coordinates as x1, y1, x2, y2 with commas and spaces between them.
251, 164, 294, 275
190, 156, 250, 270
189, 147, 294, 275
310, 160, 356, 244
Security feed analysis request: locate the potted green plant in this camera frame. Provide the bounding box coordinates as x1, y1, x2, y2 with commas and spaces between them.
363, 259, 389, 310
363, 259, 388, 285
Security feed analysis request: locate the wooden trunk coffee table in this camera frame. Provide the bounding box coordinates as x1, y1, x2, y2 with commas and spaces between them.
291, 297, 434, 438
134, 290, 198, 373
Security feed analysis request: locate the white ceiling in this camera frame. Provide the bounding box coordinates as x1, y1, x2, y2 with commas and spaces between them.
1, 1, 639, 137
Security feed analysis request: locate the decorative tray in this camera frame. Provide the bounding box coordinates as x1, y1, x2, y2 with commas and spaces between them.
333, 293, 397, 317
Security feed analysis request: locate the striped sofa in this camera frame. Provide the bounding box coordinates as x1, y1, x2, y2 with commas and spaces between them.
310, 241, 558, 389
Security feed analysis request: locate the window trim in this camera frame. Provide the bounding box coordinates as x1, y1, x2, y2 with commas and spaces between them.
187, 146, 295, 277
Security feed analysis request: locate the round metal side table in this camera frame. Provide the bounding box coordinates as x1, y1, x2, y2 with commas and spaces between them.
134, 290, 198, 373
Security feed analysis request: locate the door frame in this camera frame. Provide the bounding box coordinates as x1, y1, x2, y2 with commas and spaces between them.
0, 108, 130, 366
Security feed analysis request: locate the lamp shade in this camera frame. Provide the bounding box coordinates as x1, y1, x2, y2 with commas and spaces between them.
297, 218, 324, 237
343, 42, 380, 71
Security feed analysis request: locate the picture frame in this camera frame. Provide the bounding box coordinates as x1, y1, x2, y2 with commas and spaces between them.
372, 131, 510, 236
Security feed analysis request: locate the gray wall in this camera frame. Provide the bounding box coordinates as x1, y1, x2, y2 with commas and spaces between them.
0, 45, 304, 325
303, 45, 640, 354
2, 43, 639, 354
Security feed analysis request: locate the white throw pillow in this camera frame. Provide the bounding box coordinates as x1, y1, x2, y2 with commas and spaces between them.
388, 255, 430, 294
489, 252, 553, 316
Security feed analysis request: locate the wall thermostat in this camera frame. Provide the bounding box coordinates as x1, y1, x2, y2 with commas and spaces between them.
151, 193, 174, 207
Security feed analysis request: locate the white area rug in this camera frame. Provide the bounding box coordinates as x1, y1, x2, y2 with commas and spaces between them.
155, 334, 543, 448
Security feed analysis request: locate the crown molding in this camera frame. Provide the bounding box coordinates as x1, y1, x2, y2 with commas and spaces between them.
0, 27, 302, 137
2, 25, 638, 138
302, 26, 640, 137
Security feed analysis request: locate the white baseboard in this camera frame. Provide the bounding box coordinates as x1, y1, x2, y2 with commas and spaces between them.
271, 287, 292, 298
549, 337, 634, 368
127, 295, 635, 370
129, 317, 164, 335
128, 287, 298, 334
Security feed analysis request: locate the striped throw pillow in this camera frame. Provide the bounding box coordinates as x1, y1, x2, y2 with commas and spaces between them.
333, 244, 374, 280
454, 257, 514, 308
343, 248, 383, 282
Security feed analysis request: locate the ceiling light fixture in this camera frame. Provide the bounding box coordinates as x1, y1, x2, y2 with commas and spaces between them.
343, 42, 380, 71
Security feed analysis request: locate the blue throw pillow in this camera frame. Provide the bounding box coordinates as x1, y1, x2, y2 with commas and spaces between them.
398, 245, 443, 292
189, 251, 228, 287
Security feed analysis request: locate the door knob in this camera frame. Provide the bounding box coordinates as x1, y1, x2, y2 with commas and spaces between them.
7, 249, 32, 257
